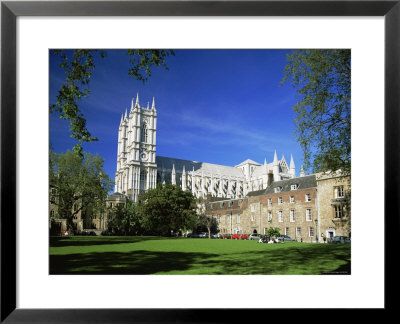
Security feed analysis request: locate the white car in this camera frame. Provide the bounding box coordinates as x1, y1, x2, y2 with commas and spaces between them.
249, 233, 261, 240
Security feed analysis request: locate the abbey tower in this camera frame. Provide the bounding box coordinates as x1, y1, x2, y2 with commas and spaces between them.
115, 93, 157, 202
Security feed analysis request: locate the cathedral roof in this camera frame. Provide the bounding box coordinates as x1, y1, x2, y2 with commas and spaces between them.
156, 156, 245, 179
235, 159, 262, 167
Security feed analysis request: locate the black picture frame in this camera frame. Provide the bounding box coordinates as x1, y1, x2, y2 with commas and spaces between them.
1, 0, 397, 322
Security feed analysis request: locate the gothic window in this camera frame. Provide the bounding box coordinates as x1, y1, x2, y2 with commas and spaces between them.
140, 171, 147, 191
142, 123, 148, 143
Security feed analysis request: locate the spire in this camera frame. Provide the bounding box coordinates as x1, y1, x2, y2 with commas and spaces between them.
289, 154, 296, 178
124, 108, 128, 120
147, 102, 150, 109
290, 154, 295, 169
171, 164, 176, 185
300, 165, 305, 177
264, 158, 267, 166
151, 97, 156, 110
135, 92, 140, 108
273, 150, 278, 164
120, 114, 123, 125
182, 165, 187, 191
131, 97, 135, 110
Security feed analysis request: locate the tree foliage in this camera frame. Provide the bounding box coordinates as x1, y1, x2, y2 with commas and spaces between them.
107, 200, 143, 235
266, 227, 281, 238
281, 49, 351, 174
138, 184, 197, 235
50, 49, 174, 156
49, 150, 113, 231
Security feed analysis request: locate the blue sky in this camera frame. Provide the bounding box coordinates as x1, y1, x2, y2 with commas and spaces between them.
49, 49, 305, 182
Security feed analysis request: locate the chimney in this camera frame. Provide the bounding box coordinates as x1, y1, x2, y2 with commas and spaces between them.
267, 170, 274, 186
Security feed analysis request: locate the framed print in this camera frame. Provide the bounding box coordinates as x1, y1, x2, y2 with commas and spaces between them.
1, 0, 398, 322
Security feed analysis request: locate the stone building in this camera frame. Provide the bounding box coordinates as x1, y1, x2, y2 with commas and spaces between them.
205, 172, 351, 242
114, 93, 297, 202
316, 170, 351, 240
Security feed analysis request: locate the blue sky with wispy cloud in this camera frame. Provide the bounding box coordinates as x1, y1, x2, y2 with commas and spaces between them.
50, 49, 304, 180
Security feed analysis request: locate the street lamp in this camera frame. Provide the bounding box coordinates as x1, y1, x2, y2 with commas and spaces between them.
315, 219, 319, 243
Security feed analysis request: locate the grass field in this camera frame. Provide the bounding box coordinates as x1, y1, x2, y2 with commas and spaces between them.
49, 236, 351, 275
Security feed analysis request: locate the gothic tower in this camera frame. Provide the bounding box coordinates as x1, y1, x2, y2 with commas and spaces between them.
115, 93, 157, 202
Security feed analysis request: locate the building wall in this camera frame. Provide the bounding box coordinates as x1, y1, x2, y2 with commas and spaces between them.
316, 172, 351, 241
208, 187, 317, 242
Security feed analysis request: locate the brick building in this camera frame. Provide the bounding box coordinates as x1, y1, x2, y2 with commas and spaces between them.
206, 171, 350, 242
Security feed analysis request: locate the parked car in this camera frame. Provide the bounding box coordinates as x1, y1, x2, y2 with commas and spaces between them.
188, 232, 201, 238
276, 235, 296, 242
211, 233, 219, 239
331, 236, 351, 244
232, 233, 248, 240
220, 233, 232, 239
248, 233, 261, 240
199, 232, 209, 238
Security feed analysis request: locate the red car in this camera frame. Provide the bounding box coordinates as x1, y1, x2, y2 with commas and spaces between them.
232, 233, 248, 240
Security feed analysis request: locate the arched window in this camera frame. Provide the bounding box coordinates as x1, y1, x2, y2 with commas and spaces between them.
142, 123, 148, 143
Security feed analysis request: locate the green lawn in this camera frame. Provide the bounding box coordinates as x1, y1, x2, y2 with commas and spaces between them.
49, 236, 351, 275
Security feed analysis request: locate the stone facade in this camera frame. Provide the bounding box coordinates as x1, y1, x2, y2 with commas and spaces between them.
316, 171, 351, 241
206, 173, 350, 242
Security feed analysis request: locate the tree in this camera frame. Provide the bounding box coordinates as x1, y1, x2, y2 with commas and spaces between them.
281, 49, 351, 174
49, 150, 114, 232
50, 49, 174, 156
196, 213, 218, 238
138, 184, 197, 235
107, 200, 143, 235
266, 227, 281, 238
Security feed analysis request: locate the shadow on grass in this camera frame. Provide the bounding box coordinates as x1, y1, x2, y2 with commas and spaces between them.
49, 236, 167, 248
50, 243, 350, 275
50, 250, 219, 275
198, 244, 351, 275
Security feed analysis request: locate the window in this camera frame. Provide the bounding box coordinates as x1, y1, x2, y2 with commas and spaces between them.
278, 211, 283, 222
291, 184, 298, 190
141, 123, 148, 143
334, 186, 345, 198
267, 211, 272, 221
278, 197, 283, 204
296, 227, 302, 237
268, 198, 272, 206
290, 196, 295, 203
251, 215, 255, 222
305, 193, 311, 202
236, 214, 240, 224
250, 204, 256, 212
334, 205, 344, 218
285, 227, 290, 236
228, 201, 233, 207
290, 210, 295, 222
309, 227, 315, 237
306, 209, 312, 221
274, 186, 282, 193
217, 215, 221, 223
226, 215, 231, 223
